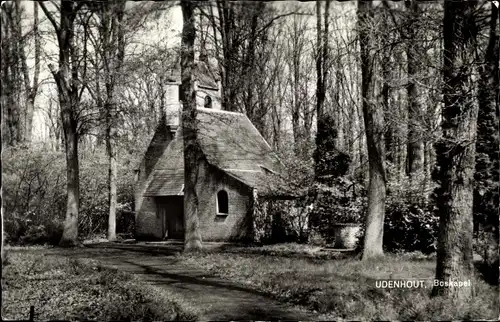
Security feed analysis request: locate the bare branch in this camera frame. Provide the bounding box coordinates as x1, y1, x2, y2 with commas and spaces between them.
38, 1, 60, 34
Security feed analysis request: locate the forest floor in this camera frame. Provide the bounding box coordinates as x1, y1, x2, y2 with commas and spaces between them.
177, 247, 499, 320
3, 243, 498, 320
1, 247, 197, 321
2, 244, 316, 321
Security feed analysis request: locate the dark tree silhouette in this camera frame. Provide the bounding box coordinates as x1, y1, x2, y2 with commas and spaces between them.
432, 0, 479, 301
180, 0, 203, 252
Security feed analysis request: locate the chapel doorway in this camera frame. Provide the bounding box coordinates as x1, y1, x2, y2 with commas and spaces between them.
157, 196, 184, 240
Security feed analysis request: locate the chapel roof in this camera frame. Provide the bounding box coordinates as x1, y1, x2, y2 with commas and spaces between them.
143, 108, 293, 198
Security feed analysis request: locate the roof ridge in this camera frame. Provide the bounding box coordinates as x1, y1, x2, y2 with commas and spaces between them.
223, 168, 261, 172
242, 114, 273, 151
198, 107, 244, 116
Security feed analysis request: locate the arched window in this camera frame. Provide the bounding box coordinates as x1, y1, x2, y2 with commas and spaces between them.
217, 190, 228, 214
204, 95, 212, 109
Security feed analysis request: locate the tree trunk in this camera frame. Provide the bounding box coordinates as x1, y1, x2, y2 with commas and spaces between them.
423, 141, 431, 190
10, 56, 21, 146
394, 88, 407, 183
315, 0, 330, 120
304, 105, 314, 146
334, 58, 344, 151
406, 0, 424, 181
217, 0, 238, 112
181, 0, 202, 252
94, 49, 104, 146
315, 0, 324, 119
1, 8, 14, 147
9, 1, 23, 145
0, 11, 4, 260
242, 3, 264, 121
60, 122, 80, 246
101, 0, 126, 242
39, 0, 82, 247
272, 103, 281, 151
380, 17, 391, 171
358, 0, 387, 260
2, 2, 22, 147
106, 108, 117, 241
431, 0, 479, 301
291, 19, 301, 152
314, 0, 331, 181
473, 3, 499, 262
14, 0, 41, 145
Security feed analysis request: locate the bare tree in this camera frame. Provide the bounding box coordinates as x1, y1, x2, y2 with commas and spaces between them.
215, 0, 240, 112
432, 0, 479, 300
357, 0, 387, 259
1, 1, 42, 145
39, 0, 85, 246
19, 1, 41, 144
181, 0, 203, 252
205, 1, 296, 122
285, 10, 314, 153
405, 0, 424, 181
94, 0, 127, 241
315, 0, 329, 120
1, 2, 22, 146
43, 95, 64, 151
1, 4, 15, 147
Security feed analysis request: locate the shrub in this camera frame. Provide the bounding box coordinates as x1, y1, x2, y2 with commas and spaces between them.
384, 179, 439, 254
18, 220, 64, 246
253, 198, 312, 244
3, 146, 135, 245
265, 127, 363, 246
4, 212, 64, 246
3, 147, 66, 245
252, 142, 316, 245
309, 180, 366, 245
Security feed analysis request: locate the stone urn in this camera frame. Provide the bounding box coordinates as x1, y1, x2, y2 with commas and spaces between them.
332, 223, 361, 249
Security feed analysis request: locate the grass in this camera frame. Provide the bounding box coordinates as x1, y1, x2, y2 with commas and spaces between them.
228, 243, 344, 258
177, 245, 499, 320
2, 248, 198, 321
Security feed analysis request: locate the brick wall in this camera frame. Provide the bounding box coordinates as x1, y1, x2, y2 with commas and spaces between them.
196, 161, 253, 242
136, 159, 253, 242
135, 196, 163, 240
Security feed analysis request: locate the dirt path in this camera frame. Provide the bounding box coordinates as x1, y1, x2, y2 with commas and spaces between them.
48, 243, 316, 321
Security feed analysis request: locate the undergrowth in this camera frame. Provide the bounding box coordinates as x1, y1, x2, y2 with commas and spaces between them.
178, 249, 498, 320
2, 249, 198, 321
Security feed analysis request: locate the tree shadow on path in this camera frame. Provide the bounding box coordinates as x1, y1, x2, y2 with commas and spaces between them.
52, 243, 316, 321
